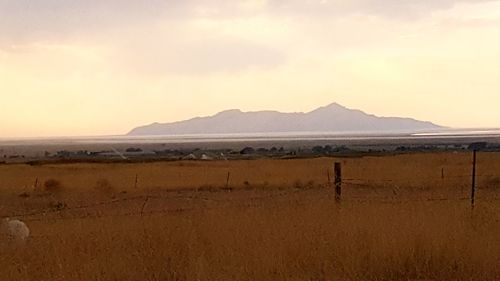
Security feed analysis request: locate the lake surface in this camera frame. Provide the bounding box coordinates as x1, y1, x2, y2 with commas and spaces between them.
1, 129, 500, 146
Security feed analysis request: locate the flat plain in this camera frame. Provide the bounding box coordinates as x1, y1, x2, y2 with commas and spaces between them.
1, 152, 500, 280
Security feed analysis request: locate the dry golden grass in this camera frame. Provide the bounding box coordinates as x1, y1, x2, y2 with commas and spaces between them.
0, 152, 499, 193
0, 152, 500, 280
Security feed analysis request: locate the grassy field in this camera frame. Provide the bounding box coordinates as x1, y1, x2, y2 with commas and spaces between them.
1, 152, 500, 280
1, 152, 499, 192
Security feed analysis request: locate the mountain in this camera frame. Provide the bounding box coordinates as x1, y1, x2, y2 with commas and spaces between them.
127, 103, 443, 136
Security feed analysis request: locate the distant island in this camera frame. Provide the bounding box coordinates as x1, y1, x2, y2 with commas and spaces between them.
127, 102, 443, 136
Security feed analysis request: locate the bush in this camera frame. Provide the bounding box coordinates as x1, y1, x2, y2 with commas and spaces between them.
294, 180, 316, 189
484, 177, 500, 189
312, 146, 325, 154
49, 201, 67, 210
18, 192, 30, 198
240, 147, 255, 155
197, 185, 218, 192
43, 179, 63, 193
294, 180, 304, 189
243, 181, 253, 190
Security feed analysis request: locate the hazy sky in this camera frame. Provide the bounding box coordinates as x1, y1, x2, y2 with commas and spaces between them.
1, 0, 500, 137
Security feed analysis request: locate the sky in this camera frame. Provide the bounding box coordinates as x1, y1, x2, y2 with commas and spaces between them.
1, 0, 500, 138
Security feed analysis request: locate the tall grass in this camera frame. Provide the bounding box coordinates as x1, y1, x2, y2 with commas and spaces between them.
2, 188, 500, 281
1, 153, 500, 280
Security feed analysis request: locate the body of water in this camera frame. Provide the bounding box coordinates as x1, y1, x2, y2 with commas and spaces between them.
1, 129, 500, 146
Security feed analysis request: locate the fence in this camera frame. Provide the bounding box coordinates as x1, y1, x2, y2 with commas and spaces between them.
334, 150, 500, 208
2, 188, 316, 223
1, 150, 499, 224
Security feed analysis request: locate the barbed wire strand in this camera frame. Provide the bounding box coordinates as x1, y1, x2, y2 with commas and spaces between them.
1, 170, 498, 223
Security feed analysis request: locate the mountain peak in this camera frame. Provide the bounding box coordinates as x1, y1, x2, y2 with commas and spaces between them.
309, 102, 349, 114
325, 102, 346, 109
215, 109, 242, 116
127, 102, 443, 135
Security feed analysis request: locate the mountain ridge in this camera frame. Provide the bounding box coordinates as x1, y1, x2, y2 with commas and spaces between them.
127, 102, 443, 136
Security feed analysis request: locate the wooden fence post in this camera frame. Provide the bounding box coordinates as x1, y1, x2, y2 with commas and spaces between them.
135, 174, 139, 189
327, 169, 331, 187
334, 162, 342, 201
471, 150, 477, 210
226, 172, 231, 189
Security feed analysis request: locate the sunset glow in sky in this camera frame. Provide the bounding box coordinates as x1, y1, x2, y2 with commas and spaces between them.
1, 0, 500, 137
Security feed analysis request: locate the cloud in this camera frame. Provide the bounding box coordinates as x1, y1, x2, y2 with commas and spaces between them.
0, 0, 495, 76
267, 0, 496, 19
0, 0, 494, 46
109, 37, 286, 75
0, 0, 288, 74
0, 0, 188, 45
161, 38, 286, 74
